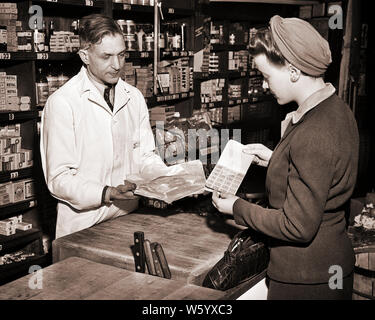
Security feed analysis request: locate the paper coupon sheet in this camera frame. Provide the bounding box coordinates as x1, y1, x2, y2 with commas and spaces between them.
205, 139, 254, 195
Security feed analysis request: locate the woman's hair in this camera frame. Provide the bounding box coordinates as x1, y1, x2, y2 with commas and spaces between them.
79, 14, 123, 49
248, 27, 287, 67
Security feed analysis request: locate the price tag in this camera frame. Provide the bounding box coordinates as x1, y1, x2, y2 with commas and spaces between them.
236, 99, 241, 104
168, 8, 174, 14
243, 98, 248, 103
29, 200, 36, 208
10, 171, 19, 179
0, 52, 11, 60
140, 52, 149, 58
209, 103, 214, 108
123, 4, 131, 10
229, 100, 234, 105
181, 93, 187, 98
47, 0, 58, 2
157, 96, 163, 102
172, 52, 178, 57
85, 0, 93, 6
189, 92, 194, 97
37, 52, 49, 60
8, 113, 15, 120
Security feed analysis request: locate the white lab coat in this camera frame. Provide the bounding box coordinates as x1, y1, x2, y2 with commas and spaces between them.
40, 66, 167, 238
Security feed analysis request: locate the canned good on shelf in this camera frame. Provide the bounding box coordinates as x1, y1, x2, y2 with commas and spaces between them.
123, 20, 136, 35
124, 34, 137, 51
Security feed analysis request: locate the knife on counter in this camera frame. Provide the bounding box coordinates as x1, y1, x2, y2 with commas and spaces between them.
133, 231, 145, 273
144, 239, 156, 276
154, 242, 172, 279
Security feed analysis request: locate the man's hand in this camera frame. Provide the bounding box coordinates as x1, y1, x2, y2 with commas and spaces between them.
211, 191, 239, 215
109, 181, 139, 201
243, 143, 273, 167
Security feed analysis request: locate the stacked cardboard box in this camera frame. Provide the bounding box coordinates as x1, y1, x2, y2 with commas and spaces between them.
50, 31, 80, 53
122, 62, 136, 86
176, 58, 190, 93
0, 178, 35, 207
227, 105, 241, 123
149, 105, 176, 126
0, 124, 33, 172
228, 50, 249, 72
136, 65, 153, 98
0, 72, 31, 111
200, 78, 225, 103
0, 215, 30, 236
0, 3, 18, 52
208, 107, 223, 124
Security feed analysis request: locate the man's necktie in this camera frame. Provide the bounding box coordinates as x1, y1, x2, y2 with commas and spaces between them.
104, 86, 113, 111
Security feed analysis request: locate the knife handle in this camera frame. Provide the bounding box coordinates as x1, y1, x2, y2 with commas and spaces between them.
155, 243, 172, 279
150, 242, 164, 278
134, 231, 145, 273
144, 239, 156, 276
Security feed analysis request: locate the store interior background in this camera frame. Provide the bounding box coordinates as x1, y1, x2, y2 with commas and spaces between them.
0, 0, 373, 286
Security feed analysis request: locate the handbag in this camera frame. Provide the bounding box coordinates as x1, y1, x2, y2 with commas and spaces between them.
202, 228, 270, 291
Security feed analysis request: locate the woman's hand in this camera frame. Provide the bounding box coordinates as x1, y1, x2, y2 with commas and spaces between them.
212, 191, 239, 215
243, 143, 273, 167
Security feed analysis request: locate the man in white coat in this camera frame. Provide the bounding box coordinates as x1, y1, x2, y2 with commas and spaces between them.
40, 14, 168, 238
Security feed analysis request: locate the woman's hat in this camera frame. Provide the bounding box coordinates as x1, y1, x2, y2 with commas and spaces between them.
270, 15, 332, 76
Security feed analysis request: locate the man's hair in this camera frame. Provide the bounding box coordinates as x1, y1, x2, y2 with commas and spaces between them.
79, 14, 123, 49
248, 27, 286, 67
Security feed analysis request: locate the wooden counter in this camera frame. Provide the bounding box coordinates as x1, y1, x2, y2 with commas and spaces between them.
0, 257, 226, 300
52, 209, 266, 299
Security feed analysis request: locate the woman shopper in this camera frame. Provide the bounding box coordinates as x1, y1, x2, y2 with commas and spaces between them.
212, 15, 359, 300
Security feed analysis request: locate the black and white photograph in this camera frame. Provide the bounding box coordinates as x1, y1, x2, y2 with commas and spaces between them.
0, 0, 374, 310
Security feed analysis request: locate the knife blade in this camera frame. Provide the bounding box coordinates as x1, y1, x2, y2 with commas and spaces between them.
144, 239, 156, 276
154, 242, 172, 279
150, 242, 164, 278
134, 231, 145, 273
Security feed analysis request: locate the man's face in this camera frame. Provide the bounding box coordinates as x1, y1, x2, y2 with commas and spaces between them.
85, 33, 126, 85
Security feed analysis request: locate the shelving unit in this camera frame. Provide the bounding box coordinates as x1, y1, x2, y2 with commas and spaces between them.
0, 0, 109, 286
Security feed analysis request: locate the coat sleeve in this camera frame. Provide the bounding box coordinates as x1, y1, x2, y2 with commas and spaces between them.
233, 129, 335, 243
40, 94, 104, 211
136, 91, 168, 180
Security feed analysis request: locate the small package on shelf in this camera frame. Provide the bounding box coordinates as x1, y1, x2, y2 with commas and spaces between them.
24, 178, 35, 199
0, 182, 11, 205
15, 221, 32, 231
10, 180, 24, 203
0, 218, 16, 236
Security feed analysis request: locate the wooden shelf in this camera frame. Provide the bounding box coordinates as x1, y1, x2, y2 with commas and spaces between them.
0, 199, 38, 221
0, 111, 38, 123
112, 3, 194, 16
146, 92, 194, 107
0, 168, 34, 184
0, 52, 78, 61
33, 0, 104, 8
0, 228, 42, 255
0, 254, 49, 286
209, 0, 320, 5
